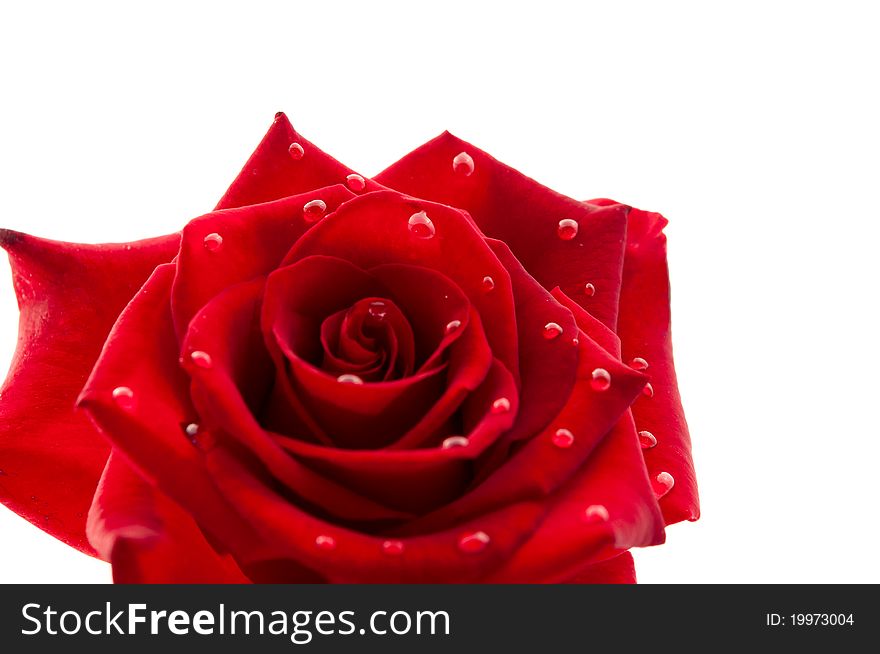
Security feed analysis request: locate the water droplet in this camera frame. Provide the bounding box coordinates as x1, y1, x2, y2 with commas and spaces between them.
185, 423, 200, 437
457, 530, 490, 553
203, 233, 223, 252
590, 368, 611, 391
408, 211, 435, 239
445, 319, 462, 336
452, 151, 475, 176
584, 282, 596, 297
543, 322, 563, 340
382, 540, 405, 555
571, 337, 579, 346
367, 301, 388, 321
442, 436, 469, 449
111, 386, 135, 410
552, 428, 574, 448
288, 142, 304, 160
583, 504, 610, 523
630, 357, 649, 371
337, 374, 364, 385
346, 173, 366, 192
557, 218, 579, 241
491, 397, 511, 414
642, 382, 654, 398
315, 534, 337, 551
638, 430, 657, 449
653, 471, 675, 498
190, 350, 213, 369
481, 275, 495, 292
303, 199, 327, 223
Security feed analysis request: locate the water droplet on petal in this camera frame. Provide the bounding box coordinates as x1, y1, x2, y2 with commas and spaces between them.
315, 534, 337, 551
190, 350, 213, 369
185, 423, 200, 437
288, 142, 304, 160
583, 504, 610, 523
445, 319, 462, 336
367, 301, 388, 321
552, 428, 575, 448
408, 211, 435, 239
642, 382, 654, 398
382, 540, 405, 555
638, 430, 658, 449
630, 357, 649, 371
346, 173, 366, 192
491, 397, 511, 414
653, 471, 675, 498
481, 275, 495, 292
543, 322, 563, 340
442, 436, 469, 449
337, 374, 364, 385
203, 233, 223, 252
452, 151, 475, 176
303, 199, 327, 223
590, 368, 611, 391
557, 218, 579, 240
584, 282, 596, 297
111, 386, 135, 410
457, 530, 490, 553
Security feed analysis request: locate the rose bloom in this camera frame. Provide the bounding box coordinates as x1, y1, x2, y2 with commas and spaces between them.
0, 114, 697, 583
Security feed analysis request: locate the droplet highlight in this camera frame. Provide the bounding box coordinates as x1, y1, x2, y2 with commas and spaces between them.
445, 320, 462, 336
590, 368, 611, 391
583, 504, 610, 523
557, 218, 579, 241
337, 374, 364, 385
457, 531, 490, 554
303, 199, 327, 223
630, 357, 649, 371
203, 233, 223, 252
345, 173, 366, 192
442, 436, 469, 449
584, 282, 596, 297
653, 471, 675, 498
382, 540, 405, 556
552, 428, 575, 449
407, 211, 435, 239
367, 301, 388, 321
452, 151, 475, 176
185, 423, 200, 437
642, 382, 654, 398
481, 275, 495, 292
111, 386, 135, 411
543, 322, 563, 340
491, 397, 511, 414
190, 350, 213, 369
638, 430, 658, 449
315, 534, 337, 551
288, 142, 304, 160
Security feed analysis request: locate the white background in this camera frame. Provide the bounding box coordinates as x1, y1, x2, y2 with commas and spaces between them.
1, 1, 878, 584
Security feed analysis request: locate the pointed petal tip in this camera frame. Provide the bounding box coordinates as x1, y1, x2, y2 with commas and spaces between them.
0, 228, 24, 251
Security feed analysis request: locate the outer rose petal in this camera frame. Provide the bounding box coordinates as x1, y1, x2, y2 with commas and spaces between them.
374, 132, 629, 328
562, 552, 636, 584
87, 450, 249, 583
215, 112, 382, 210
0, 229, 178, 553
590, 200, 699, 526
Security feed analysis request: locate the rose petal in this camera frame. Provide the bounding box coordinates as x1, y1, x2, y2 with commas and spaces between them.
374, 133, 629, 327
561, 551, 636, 584
215, 112, 382, 210
0, 229, 177, 553
87, 450, 249, 583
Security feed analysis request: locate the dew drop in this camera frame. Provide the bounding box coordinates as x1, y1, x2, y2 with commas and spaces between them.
543, 322, 563, 340
457, 530, 490, 554
642, 382, 654, 398
630, 357, 649, 371
407, 211, 435, 239
382, 540, 405, 555
583, 504, 610, 523
442, 436, 469, 449
303, 199, 327, 223
584, 282, 596, 297
315, 534, 337, 551
452, 151, 475, 176
346, 173, 366, 192
190, 350, 213, 369
557, 218, 579, 241
552, 428, 575, 448
288, 142, 305, 160
445, 319, 462, 336
638, 430, 658, 449
185, 423, 200, 437
203, 232, 223, 252
590, 368, 611, 391
491, 397, 511, 414
367, 301, 388, 321
481, 275, 495, 292
111, 386, 135, 410
653, 471, 675, 498
337, 374, 364, 385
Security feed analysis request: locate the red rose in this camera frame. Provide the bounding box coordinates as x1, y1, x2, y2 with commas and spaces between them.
0, 113, 698, 583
